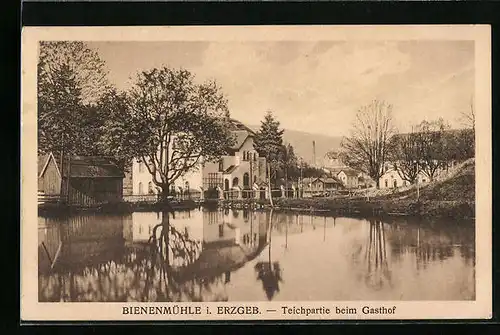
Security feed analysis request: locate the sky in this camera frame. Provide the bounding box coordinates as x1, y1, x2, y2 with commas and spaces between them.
88, 40, 474, 137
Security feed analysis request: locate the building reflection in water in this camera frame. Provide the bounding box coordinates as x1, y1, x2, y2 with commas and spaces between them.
38, 209, 269, 302
38, 211, 475, 302
363, 219, 392, 290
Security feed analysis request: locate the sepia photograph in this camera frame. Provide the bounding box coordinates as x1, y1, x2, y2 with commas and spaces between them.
21, 25, 491, 320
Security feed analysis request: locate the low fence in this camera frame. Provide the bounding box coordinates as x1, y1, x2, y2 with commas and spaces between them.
38, 192, 63, 205
123, 191, 202, 203
219, 188, 299, 200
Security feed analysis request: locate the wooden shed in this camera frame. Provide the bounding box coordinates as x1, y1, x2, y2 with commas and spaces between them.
38, 153, 125, 206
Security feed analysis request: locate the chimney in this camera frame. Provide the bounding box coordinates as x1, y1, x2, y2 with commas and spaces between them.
312, 140, 316, 167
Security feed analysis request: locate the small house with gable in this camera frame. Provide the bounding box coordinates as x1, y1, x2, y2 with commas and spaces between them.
38, 153, 125, 206
337, 169, 360, 189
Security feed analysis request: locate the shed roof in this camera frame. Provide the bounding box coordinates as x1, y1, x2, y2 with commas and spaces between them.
337, 169, 359, 177
39, 153, 124, 178
69, 156, 125, 178
322, 177, 343, 184
224, 165, 237, 174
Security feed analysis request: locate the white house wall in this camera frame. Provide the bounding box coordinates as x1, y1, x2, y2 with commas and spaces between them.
379, 169, 430, 189
129, 132, 267, 196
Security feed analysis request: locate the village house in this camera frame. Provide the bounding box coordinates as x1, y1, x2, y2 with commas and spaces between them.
378, 161, 459, 189
124, 119, 268, 201
301, 177, 343, 197
38, 152, 125, 206
337, 168, 360, 189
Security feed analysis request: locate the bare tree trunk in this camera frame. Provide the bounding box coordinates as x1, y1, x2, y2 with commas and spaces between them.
267, 161, 274, 207
284, 167, 288, 198
160, 209, 171, 301
66, 155, 71, 203
59, 148, 64, 202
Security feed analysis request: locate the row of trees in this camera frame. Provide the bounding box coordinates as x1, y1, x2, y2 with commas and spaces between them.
253, 111, 329, 190
38, 42, 322, 202
38, 42, 235, 201
336, 99, 475, 188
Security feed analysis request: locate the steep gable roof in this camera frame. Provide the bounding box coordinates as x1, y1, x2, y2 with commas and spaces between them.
38, 153, 50, 177
229, 130, 252, 150
228, 118, 256, 135
39, 152, 124, 178
69, 156, 124, 178
227, 119, 257, 151
38, 152, 62, 178
337, 169, 359, 177
322, 177, 343, 184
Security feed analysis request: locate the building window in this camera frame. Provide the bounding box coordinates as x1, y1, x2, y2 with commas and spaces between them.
218, 160, 223, 172
138, 182, 144, 195
243, 173, 249, 188
138, 161, 144, 173
385, 180, 388, 188
393, 180, 397, 188
224, 179, 230, 191
232, 177, 239, 188
148, 182, 154, 194
218, 224, 224, 238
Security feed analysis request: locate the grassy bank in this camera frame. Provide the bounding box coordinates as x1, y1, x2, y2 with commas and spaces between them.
38, 199, 200, 217
275, 159, 475, 219
273, 198, 474, 219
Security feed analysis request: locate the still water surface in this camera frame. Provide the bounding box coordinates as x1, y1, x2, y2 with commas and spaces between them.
38, 209, 475, 302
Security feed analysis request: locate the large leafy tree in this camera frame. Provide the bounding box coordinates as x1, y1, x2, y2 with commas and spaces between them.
340, 100, 396, 188
254, 111, 285, 184
37, 41, 111, 156
105, 66, 235, 201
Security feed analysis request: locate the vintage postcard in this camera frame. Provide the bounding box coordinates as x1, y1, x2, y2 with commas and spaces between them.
21, 25, 492, 321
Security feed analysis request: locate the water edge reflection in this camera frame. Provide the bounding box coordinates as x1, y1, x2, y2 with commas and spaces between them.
38, 209, 475, 302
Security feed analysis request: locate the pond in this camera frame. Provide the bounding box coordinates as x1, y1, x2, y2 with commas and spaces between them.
38, 208, 475, 302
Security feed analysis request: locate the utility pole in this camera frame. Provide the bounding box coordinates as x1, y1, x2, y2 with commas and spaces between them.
249, 154, 253, 197
416, 161, 420, 201
300, 159, 303, 198
312, 140, 316, 167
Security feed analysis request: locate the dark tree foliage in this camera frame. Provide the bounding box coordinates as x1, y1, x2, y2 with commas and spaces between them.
37, 41, 111, 156
254, 111, 285, 185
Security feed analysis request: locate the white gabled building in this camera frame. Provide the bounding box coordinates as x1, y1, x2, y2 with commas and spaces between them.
123, 119, 268, 200
378, 161, 456, 189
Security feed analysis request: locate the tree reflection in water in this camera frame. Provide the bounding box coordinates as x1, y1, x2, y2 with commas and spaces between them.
254, 209, 283, 300
38, 211, 228, 302
364, 219, 392, 290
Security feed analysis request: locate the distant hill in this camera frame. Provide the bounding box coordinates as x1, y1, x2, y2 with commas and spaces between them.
248, 125, 343, 166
